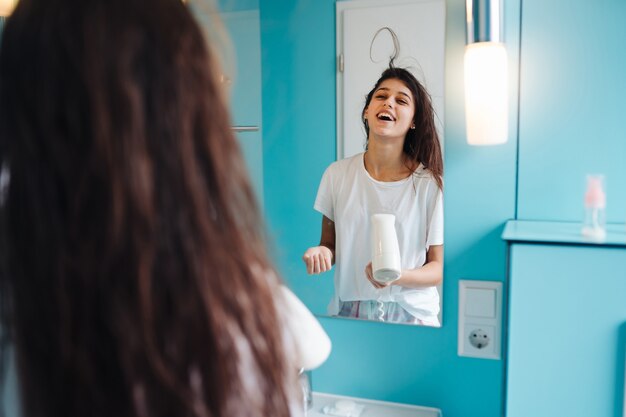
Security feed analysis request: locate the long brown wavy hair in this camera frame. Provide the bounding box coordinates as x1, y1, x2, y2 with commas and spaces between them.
362, 67, 444, 190
0, 0, 295, 416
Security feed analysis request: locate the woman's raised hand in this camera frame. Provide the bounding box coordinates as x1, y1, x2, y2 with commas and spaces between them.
302, 246, 333, 274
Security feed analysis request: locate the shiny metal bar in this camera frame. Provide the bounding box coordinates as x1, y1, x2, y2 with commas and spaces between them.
231, 126, 260, 132
466, 0, 503, 44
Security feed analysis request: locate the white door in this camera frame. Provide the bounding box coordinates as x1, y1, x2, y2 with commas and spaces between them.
337, 0, 445, 159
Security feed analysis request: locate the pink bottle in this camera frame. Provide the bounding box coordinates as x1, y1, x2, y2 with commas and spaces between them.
581, 175, 606, 240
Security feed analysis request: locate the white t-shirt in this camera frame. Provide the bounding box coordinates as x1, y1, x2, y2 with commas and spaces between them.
279, 285, 331, 371
314, 152, 443, 323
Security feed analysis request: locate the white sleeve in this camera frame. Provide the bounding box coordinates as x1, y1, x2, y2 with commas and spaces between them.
313, 164, 335, 222
426, 188, 443, 247
279, 286, 331, 371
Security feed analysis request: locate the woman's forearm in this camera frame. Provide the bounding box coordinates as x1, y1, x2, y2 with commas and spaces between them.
393, 261, 443, 288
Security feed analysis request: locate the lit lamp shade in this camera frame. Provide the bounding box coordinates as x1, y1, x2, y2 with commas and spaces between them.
464, 41, 508, 145
0, 0, 16, 17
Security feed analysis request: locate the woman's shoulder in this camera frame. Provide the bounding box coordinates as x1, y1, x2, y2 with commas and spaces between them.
412, 164, 443, 191
278, 285, 331, 371
412, 163, 435, 180
326, 153, 363, 175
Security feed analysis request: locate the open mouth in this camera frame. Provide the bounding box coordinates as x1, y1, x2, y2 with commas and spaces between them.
377, 112, 395, 122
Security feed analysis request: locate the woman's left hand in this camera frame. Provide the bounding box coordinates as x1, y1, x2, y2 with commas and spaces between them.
365, 262, 391, 289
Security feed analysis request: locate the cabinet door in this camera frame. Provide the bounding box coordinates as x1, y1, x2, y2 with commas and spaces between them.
507, 243, 626, 417
192, 7, 264, 207
222, 10, 264, 207
220, 10, 262, 128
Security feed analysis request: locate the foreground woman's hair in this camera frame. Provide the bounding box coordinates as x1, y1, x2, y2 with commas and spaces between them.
0, 0, 295, 416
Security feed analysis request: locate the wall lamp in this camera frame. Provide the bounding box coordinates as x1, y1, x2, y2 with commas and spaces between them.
465, 0, 508, 145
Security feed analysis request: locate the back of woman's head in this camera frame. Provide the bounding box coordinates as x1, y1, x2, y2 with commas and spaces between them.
0, 0, 294, 416
362, 67, 443, 189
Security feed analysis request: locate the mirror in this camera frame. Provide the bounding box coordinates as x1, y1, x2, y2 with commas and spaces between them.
191, 0, 445, 327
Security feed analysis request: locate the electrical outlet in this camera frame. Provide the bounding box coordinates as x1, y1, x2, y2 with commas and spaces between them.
462, 324, 496, 357
468, 328, 490, 349
458, 280, 502, 360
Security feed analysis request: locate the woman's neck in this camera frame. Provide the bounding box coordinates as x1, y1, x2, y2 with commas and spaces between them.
364, 141, 416, 182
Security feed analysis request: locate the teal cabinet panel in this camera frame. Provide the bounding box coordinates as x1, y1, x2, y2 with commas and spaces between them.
218, 0, 258, 13
235, 130, 264, 208
192, 4, 263, 127
191, 6, 264, 205
506, 243, 626, 417
220, 10, 263, 127
221, 10, 263, 204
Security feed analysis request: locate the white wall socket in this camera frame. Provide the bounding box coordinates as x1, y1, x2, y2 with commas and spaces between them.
458, 280, 502, 360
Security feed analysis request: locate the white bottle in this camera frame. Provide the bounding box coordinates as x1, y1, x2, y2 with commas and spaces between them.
370, 214, 402, 283
581, 174, 606, 240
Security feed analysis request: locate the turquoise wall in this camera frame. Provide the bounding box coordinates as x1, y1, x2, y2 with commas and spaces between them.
517, 0, 626, 222
259, 1, 520, 416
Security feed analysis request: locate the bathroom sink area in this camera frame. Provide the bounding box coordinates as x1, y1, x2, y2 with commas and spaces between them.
309, 392, 441, 417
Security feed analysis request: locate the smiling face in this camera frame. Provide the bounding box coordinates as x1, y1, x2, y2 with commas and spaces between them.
364, 78, 415, 141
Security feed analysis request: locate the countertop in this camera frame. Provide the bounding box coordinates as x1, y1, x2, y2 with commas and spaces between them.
501, 220, 626, 247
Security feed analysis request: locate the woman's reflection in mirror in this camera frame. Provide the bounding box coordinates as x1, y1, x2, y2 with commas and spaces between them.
0, 0, 329, 416
303, 66, 444, 326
